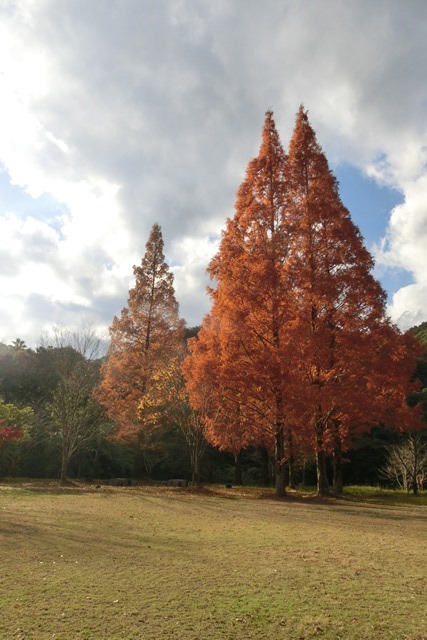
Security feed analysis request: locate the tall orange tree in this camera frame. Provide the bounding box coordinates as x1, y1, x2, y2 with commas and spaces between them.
286, 107, 421, 495
184, 112, 299, 495
97, 223, 185, 473
184, 108, 421, 497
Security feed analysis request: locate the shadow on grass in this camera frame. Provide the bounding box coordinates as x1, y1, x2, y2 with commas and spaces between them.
0, 519, 40, 537
2, 479, 426, 508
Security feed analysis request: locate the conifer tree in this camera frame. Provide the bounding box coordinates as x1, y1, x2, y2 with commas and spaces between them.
185, 108, 421, 497
286, 107, 420, 495
184, 112, 296, 495
97, 224, 185, 468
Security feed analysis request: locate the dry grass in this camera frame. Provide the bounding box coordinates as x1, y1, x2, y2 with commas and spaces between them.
0, 481, 426, 640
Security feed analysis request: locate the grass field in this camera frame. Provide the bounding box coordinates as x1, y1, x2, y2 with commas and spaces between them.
0, 482, 426, 640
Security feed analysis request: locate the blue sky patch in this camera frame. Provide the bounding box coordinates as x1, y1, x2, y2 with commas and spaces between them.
334, 162, 404, 248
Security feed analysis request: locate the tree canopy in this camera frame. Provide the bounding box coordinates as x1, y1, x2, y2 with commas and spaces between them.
183, 107, 422, 496
96, 223, 185, 473
0, 109, 424, 491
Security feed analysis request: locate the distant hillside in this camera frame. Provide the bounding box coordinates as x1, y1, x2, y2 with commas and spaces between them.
411, 321, 427, 346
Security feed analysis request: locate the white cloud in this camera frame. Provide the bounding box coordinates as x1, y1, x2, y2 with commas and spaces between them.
375, 175, 427, 328
0, 0, 426, 345
170, 234, 220, 325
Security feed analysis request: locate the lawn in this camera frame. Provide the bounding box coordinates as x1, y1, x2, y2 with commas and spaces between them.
0, 482, 426, 640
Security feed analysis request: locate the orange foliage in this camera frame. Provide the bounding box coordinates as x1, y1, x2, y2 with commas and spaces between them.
286, 108, 421, 493
184, 113, 299, 494
97, 224, 185, 445
183, 108, 421, 497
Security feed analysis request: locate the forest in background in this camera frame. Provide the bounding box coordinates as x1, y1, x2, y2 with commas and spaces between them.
0, 321, 426, 492
1, 109, 426, 495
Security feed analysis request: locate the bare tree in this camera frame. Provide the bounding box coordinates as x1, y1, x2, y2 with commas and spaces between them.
41, 326, 109, 481
381, 433, 427, 494
40, 323, 106, 360
177, 402, 208, 486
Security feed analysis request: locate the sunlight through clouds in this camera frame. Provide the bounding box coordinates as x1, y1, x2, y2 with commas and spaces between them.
0, 0, 426, 345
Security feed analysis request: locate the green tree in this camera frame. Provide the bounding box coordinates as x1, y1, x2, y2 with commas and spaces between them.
0, 401, 33, 476
0, 401, 33, 441
408, 322, 427, 422
42, 328, 108, 482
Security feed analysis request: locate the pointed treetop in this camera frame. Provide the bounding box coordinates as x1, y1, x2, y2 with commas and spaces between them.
289, 104, 320, 154
131, 222, 180, 326
144, 222, 163, 255
295, 104, 310, 126
210, 108, 288, 274
135, 223, 167, 280
259, 109, 283, 156
287, 102, 388, 324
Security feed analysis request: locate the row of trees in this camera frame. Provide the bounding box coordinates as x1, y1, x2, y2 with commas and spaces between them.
0, 331, 110, 481
0, 108, 425, 494
0, 330, 233, 484
183, 109, 423, 495
0, 322, 426, 490
95, 108, 425, 496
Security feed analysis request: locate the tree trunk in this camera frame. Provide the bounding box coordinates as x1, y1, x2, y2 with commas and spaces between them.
286, 431, 296, 489
194, 454, 201, 486
10, 451, 17, 478
412, 446, 419, 495
412, 470, 419, 495
60, 451, 69, 482
234, 451, 243, 485
258, 446, 271, 486
92, 438, 102, 480
191, 449, 202, 486
288, 456, 296, 490
275, 430, 285, 496
315, 413, 329, 497
190, 449, 196, 486
412, 476, 419, 495
332, 440, 343, 494
316, 449, 329, 497
133, 445, 146, 478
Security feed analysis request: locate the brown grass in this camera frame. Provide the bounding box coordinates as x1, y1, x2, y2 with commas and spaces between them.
0, 481, 426, 640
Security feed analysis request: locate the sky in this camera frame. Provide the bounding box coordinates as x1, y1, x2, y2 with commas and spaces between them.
0, 0, 426, 347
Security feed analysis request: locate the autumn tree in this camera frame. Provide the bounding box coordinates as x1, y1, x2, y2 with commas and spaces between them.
176, 327, 209, 486
184, 108, 421, 497
166, 332, 209, 486
285, 106, 421, 495
183, 315, 257, 462
183, 112, 297, 496
170, 379, 209, 486
97, 223, 185, 475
